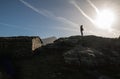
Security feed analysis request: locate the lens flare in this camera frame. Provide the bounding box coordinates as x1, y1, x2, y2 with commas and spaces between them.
95, 9, 115, 30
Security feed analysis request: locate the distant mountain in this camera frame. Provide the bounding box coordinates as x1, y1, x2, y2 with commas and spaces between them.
42, 36, 57, 45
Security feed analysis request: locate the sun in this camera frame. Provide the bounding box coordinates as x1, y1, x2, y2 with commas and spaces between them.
95, 9, 115, 30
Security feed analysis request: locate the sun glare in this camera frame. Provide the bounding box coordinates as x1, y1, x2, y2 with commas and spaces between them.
95, 9, 115, 30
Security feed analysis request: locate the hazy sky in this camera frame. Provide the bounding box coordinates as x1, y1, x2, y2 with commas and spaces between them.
0, 0, 120, 38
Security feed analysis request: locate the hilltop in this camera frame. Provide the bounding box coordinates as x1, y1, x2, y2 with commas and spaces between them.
0, 35, 120, 79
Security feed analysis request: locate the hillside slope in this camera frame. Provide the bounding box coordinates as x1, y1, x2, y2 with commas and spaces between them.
1, 35, 120, 79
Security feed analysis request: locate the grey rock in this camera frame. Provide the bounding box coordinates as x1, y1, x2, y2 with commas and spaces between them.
64, 46, 104, 67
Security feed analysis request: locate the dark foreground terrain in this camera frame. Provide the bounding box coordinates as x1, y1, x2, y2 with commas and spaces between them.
1, 35, 120, 79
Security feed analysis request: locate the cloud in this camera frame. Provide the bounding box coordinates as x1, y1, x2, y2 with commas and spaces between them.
0, 22, 33, 31
19, 0, 79, 28
86, 0, 99, 14
19, 0, 48, 17
70, 0, 95, 24
54, 26, 79, 33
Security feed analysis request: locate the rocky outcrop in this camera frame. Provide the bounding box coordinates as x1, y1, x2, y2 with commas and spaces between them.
0, 35, 120, 79
0, 36, 43, 58
64, 45, 120, 68
64, 47, 104, 67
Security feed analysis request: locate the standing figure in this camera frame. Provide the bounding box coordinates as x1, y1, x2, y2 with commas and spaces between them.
80, 25, 84, 36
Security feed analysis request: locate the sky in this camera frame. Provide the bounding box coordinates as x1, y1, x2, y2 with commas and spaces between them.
0, 0, 120, 38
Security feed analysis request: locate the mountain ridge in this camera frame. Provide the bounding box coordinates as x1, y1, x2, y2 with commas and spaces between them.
42, 36, 57, 45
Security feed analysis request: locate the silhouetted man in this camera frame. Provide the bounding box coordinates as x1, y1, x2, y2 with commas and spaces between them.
80, 25, 84, 36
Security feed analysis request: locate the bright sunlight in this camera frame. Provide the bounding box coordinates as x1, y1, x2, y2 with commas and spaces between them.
95, 9, 115, 30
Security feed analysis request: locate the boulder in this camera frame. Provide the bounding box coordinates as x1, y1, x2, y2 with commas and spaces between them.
64, 46, 105, 67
